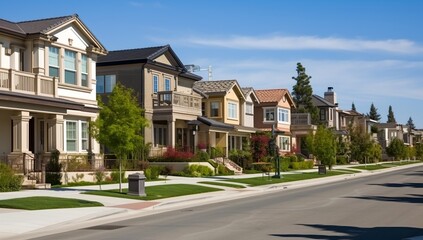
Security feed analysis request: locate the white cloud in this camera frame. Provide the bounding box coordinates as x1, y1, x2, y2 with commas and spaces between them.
187, 35, 423, 54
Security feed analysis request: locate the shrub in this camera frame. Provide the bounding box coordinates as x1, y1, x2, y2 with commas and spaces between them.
291, 161, 314, 170
217, 164, 234, 176
145, 166, 162, 180
183, 164, 214, 177
280, 158, 290, 172
336, 155, 348, 165
110, 170, 126, 183
66, 155, 90, 171
162, 147, 194, 162
210, 147, 225, 159
193, 151, 210, 162
0, 163, 23, 192
46, 150, 62, 185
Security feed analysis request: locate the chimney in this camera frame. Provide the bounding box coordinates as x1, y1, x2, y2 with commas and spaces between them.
324, 87, 338, 106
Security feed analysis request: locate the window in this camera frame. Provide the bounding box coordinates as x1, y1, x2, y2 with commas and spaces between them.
64, 50, 76, 84
96, 75, 116, 93
320, 108, 326, 120
164, 77, 171, 101
264, 108, 275, 121
278, 108, 289, 123
246, 103, 253, 115
66, 121, 77, 151
210, 102, 220, 117
81, 54, 88, 87
49, 47, 59, 78
81, 122, 88, 151
153, 75, 159, 93
279, 136, 290, 151
228, 102, 237, 119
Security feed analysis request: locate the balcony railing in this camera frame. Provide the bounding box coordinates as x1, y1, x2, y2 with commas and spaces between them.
0, 68, 58, 97
291, 113, 311, 125
153, 91, 202, 112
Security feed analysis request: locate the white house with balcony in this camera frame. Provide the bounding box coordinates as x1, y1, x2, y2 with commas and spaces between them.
0, 14, 107, 181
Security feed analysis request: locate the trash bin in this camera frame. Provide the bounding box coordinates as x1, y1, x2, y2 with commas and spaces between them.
127, 172, 146, 196
318, 165, 326, 174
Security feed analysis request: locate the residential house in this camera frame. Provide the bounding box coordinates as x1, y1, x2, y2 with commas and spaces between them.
254, 89, 296, 156
193, 80, 259, 157
0, 14, 107, 180
96, 45, 203, 155
376, 122, 404, 159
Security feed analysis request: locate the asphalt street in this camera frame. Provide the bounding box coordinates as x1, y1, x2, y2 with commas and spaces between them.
33, 166, 423, 240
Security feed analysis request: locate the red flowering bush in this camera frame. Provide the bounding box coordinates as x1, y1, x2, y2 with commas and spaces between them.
163, 147, 194, 162
251, 134, 270, 162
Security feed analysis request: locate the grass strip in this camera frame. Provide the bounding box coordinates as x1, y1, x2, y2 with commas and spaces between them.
0, 196, 103, 210
224, 171, 345, 187
84, 184, 222, 201
197, 181, 246, 189
351, 165, 391, 171
336, 168, 362, 173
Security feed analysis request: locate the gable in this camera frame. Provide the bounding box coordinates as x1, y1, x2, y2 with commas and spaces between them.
154, 53, 173, 66
53, 25, 89, 50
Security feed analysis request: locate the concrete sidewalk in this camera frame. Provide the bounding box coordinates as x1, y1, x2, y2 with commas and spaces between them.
0, 163, 422, 240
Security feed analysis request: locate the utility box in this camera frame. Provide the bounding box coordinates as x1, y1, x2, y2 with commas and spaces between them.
127, 173, 146, 196
318, 165, 327, 174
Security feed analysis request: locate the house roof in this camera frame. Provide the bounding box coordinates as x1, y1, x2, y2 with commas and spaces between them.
241, 87, 260, 104
0, 14, 107, 54
312, 94, 336, 107
196, 116, 234, 130
255, 89, 295, 108
193, 80, 245, 100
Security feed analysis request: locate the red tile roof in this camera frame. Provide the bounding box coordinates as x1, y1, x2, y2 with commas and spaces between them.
255, 89, 289, 103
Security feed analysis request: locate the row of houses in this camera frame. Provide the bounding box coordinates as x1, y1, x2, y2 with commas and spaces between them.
0, 14, 421, 181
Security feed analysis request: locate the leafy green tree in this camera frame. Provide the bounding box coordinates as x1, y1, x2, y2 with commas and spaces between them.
306, 126, 336, 170
386, 138, 405, 160
351, 102, 356, 111
387, 105, 396, 123
367, 103, 381, 122
407, 117, 416, 130
349, 125, 380, 163
91, 83, 149, 192
415, 143, 423, 160
292, 62, 319, 123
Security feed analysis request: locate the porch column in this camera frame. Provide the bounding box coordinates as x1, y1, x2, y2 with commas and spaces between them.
47, 115, 64, 152
11, 111, 32, 153
224, 132, 229, 157
168, 120, 175, 148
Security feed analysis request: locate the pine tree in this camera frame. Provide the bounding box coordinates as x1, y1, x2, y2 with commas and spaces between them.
387, 105, 396, 123
367, 103, 381, 121
292, 62, 318, 123
407, 117, 416, 130
351, 102, 356, 111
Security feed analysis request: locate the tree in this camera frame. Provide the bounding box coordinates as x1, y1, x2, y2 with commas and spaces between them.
386, 138, 405, 161
367, 103, 381, 122
351, 102, 356, 111
292, 62, 319, 123
349, 124, 380, 163
91, 83, 149, 192
415, 143, 423, 160
407, 117, 416, 130
306, 126, 336, 170
387, 105, 396, 123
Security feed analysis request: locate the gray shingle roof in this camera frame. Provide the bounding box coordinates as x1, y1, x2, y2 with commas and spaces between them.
0, 15, 76, 35
97, 45, 169, 64
312, 94, 336, 107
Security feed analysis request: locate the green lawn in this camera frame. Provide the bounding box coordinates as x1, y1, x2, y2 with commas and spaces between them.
223, 171, 346, 187
336, 168, 362, 173
197, 181, 247, 189
351, 164, 391, 171
0, 196, 103, 210
84, 184, 222, 201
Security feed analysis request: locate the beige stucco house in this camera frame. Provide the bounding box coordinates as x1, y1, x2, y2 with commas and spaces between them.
96, 45, 203, 155
0, 14, 107, 180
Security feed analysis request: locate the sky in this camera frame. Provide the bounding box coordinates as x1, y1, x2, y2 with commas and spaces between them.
3, 0, 423, 128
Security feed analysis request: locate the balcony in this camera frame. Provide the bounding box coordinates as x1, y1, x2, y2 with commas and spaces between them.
0, 68, 57, 97
291, 113, 311, 125
153, 91, 202, 116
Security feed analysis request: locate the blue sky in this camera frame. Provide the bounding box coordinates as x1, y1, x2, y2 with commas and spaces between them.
4, 0, 423, 128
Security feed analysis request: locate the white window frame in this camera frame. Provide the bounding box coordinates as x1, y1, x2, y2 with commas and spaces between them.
65, 120, 89, 152
227, 101, 238, 120
264, 107, 275, 122
279, 136, 290, 152
153, 74, 159, 93
246, 102, 253, 115
81, 54, 88, 87
64, 50, 77, 85
278, 108, 290, 124
81, 122, 88, 151
49, 46, 59, 78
